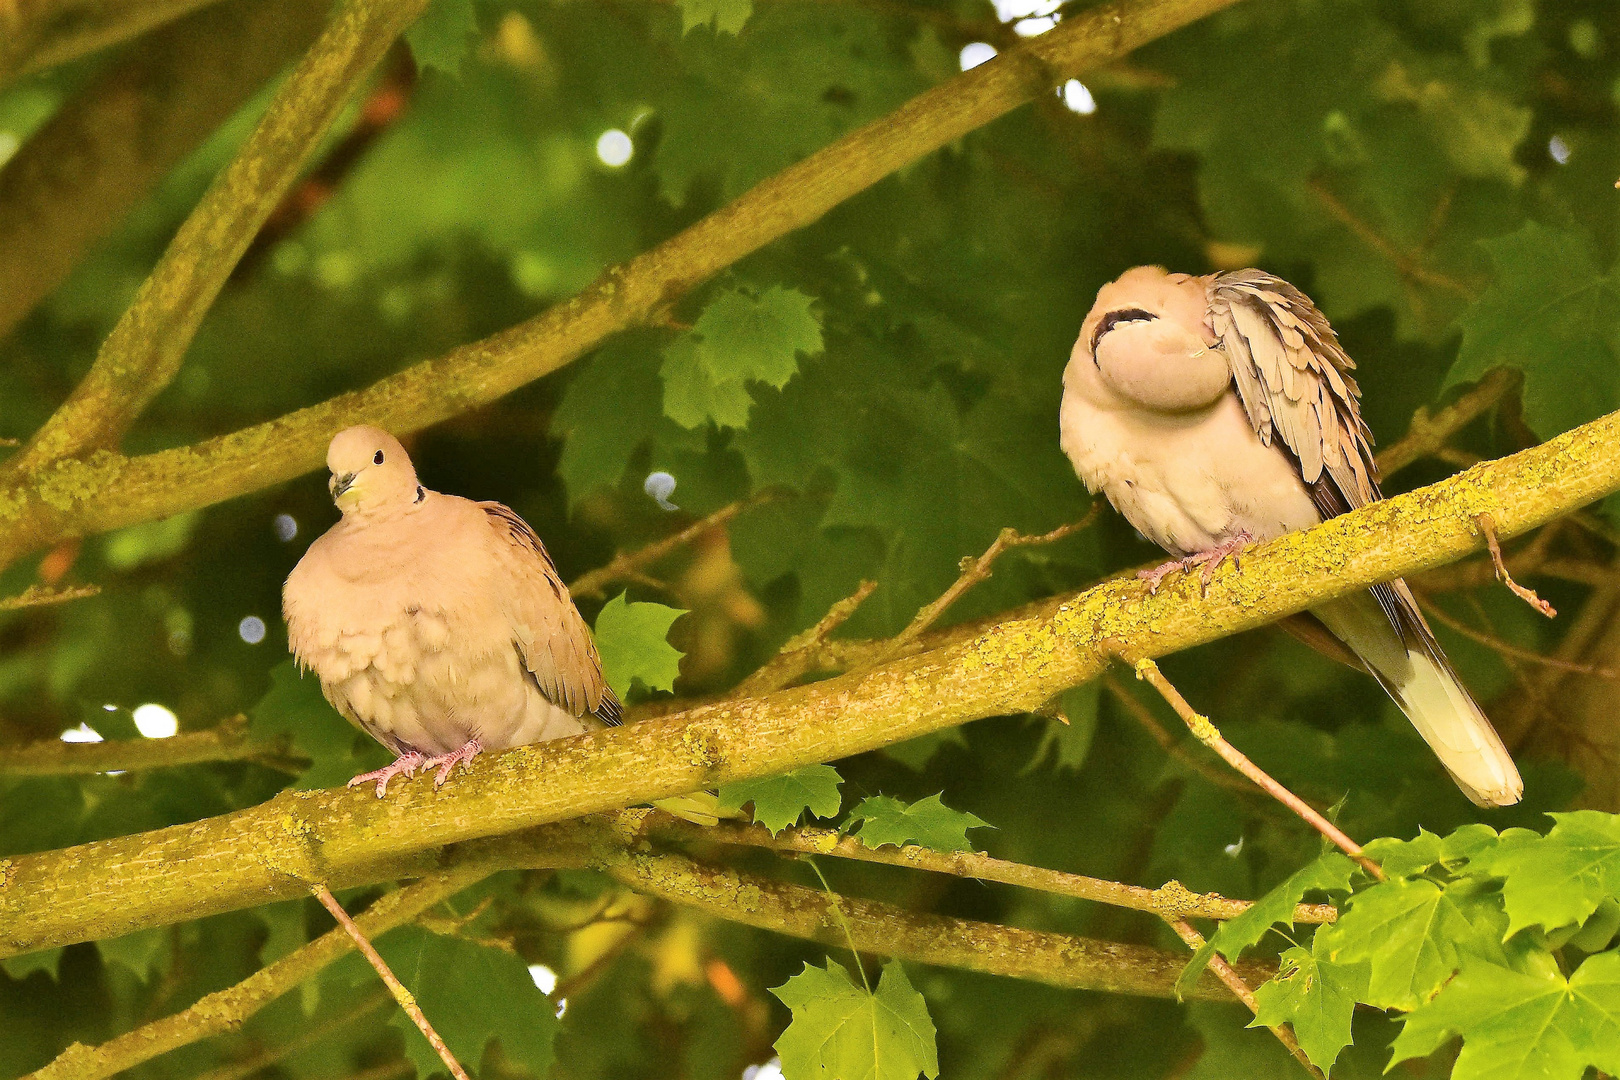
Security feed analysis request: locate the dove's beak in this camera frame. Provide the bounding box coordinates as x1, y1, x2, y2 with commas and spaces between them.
329, 472, 357, 503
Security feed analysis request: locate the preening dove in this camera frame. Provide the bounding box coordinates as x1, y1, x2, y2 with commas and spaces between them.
1060, 267, 1523, 808
284, 426, 717, 822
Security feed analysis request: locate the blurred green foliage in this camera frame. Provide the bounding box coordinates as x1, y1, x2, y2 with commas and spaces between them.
3, 0, 1620, 1076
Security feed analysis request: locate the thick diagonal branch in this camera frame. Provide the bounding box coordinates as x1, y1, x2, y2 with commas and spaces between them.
0, 0, 330, 341
0, 0, 1243, 570
3, 410, 1617, 958
3, 0, 428, 477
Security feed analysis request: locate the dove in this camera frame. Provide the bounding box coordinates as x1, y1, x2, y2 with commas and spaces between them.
283, 426, 664, 805
1059, 266, 1523, 807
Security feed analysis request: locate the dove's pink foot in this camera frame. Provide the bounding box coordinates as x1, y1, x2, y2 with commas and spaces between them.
1137, 558, 1184, 595
1183, 531, 1254, 593
349, 751, 426, 798
423, 737, 483, 788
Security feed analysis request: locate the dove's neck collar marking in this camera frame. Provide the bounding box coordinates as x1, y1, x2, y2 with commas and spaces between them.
1090, 308, 1158, 359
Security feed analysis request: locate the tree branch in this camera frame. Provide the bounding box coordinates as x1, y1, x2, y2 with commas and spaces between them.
2, 0, 430, 478
4, 410, 1616, 957
1374, 368, 1518, 478
0, 0, 225, 85
568, 490, 784, 601
0, 0, 330, 342
597, 844, 1273, 1001
22, 864, 492, 1080
0, 0, 1245, 570
0, 716, 305, 777
642, 815, 1338, 925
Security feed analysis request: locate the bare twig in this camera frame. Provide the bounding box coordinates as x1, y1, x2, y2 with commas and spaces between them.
311, 885, 471, 1080
188, 993, 390, 1080
1306, 178, 1474, 301
569, 490, 783, 600
887, 509, 1100, 654
640, 813, 1338, 925
21, 869, 487, 1080
1129, 659, 1383, 880
734, 579, 880, 695
1165, 918, 1322, 1079
1416, 595, 1614, 679
0, 584, 100, 611
1475, 513, 1557, 617
1101, 673, 1263, 799
1375, 368, 1519, 478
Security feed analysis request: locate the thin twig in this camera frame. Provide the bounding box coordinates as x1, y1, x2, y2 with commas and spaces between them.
1129, 659, 1383, 880
21, 870, 487, 1080
1416, 594, 1613, 679
886, 509, 1100, 654
569, 489, 784, 600
311, 885, 471, 1080
1475, 513, 1557, 617
639, 813, 1337, 925
188, 993, 390, 1080
1375, 367, 1518, 478
0, 584, 100, 611
1164, 918, 1323, 1079
1101, 673, 1264, 799
734, 579, 880, 695
1306, 178, 1474, 300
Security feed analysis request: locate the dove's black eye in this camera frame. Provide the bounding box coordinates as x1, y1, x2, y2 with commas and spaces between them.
373, 451, 385, 465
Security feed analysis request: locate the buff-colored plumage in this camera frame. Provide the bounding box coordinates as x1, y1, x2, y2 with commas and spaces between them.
283, 426, 620, 795
1060, 267, 1523, 808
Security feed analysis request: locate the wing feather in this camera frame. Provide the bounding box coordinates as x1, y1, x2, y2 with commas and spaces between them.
482, 502, 622, 726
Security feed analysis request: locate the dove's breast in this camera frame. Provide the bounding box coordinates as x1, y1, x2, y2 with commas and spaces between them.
284, 505, 580, 756
1059, 387, 1320, 556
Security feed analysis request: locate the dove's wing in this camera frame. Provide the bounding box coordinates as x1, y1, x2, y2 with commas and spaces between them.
482, 502, 621, 726
1208, 269, 1378, 518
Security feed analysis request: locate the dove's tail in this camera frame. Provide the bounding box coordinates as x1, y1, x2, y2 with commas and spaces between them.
649, 790, 739, 827
1311, 585, 1523, 808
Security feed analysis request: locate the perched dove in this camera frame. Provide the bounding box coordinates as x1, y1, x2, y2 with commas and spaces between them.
283, 426, 624, 797
1060, 267, 1523, 807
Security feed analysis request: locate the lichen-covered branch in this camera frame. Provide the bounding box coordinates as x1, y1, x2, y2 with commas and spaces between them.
0, 0, 1243, 570
643, 816, 1338, 925
4, 410, 1617, 957
0, 716, 304, 777
0, 0, 224, 84
0, 0, 329, 342
3, 0, 429, 477
601, 846, 1273, 1001
22, 864, 492, 1080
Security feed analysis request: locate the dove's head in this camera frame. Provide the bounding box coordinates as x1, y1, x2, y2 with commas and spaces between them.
1067, 266, 1230, 413
325, 426, 423, 518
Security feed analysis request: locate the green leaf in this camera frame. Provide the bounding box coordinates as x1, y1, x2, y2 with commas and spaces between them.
552, 336, 668, 503
594, 593, 687, 699
405, 0, 479, 76
1363, 828, 1444, 879
248, 661, 387, 790
1447, 223, 1620, 439
661, 336, 754, 429
676, 0, 754, 37
371, 925, 559, 1078
1249, 946, 1369, 1074
718, 764, 843, 834
1390, 952, 1620, 1080
1024, 684, 1100, 773
102, 511, 199, 570
1175, 853, 1357, 1000
1469, 811, 1620, 937
96, 927, 170, 981
772, 960, 939, 1080
0, 948, 63, 981
845, 793, 990, 854
1314, 876, 1509, 1011
660, 286, 823, 429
